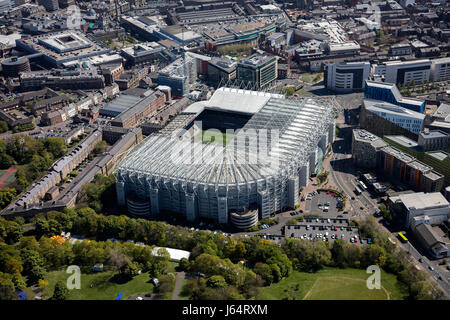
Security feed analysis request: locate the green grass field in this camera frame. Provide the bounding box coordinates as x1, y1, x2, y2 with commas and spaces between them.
194, 130, 234, 146
37, 261, 180, 300
43, 270, 155, 300
257, 268, 408, 300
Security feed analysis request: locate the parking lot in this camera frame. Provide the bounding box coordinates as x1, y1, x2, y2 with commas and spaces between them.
305, 190, 347, 217
284, 218, 362, 244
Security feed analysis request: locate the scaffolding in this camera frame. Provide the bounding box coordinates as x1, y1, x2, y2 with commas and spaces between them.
117, 88, 335, 222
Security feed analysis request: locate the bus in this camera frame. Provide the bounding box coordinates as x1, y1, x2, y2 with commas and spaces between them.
354, 186, 362, 195
358, 181, 368, 190
398, 232, 408, 243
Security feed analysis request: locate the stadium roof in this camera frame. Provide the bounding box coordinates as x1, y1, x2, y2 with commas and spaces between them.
118, 89, 334, 187
182, 87, 283, 115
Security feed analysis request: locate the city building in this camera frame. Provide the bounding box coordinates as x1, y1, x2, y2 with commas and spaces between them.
412, 223, 449, 259
236, 53, 277, 90
156, 56, 197, 97
389, 43, 412, 56
110, 91, 165, 128
352, 129, 388, 168
20, 68, 105, 91
364, 80, 425, 113
388, 192, 450, 229
379, 146, 444, 192
1, 56, 31, 77
383, 59, 432, 85
116, 87, 335, 228
324, 61, 370, 93
38, 0, 58, 11
10, 130, 102, 208
430, 57, 450, 82
207, 57, 237, 87
16, 31, 110, 67
120, 42, 165, 67
361, 99, 425, 135
100, 64, 124, 85
352, 129, 445, 192
418, 129, 450, 151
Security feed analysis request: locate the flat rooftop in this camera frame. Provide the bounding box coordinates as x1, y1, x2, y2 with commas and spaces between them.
385, 135, 419, 148
391, 192, 449, 210
426, 151, 449, 161
364, 99, 425, 120
238, 53, 275, 67
419, 130, 448, 139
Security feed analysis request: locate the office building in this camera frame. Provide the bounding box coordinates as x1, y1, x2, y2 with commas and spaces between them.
430, 57, 450, 82
156, 56, 197, 97
361, 99, 425, 135
237, 53, 277, 90
352, 129, 388, 168
418, 129, 450, 151
324, 62, 370, 93
38, 0, 58, 11
364, 80, 425, 113
383, 59, 431, 85
389, 192, 450, 229
207, 57, 237, 86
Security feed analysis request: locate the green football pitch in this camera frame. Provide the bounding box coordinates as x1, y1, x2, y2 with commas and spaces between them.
194, 130, 235, 146
258, 268, 407, 300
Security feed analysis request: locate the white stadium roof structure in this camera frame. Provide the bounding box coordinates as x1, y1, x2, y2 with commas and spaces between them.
116, 88, 335, 226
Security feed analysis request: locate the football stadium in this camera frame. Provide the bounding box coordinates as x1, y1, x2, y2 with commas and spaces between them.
116, 87, 335, 229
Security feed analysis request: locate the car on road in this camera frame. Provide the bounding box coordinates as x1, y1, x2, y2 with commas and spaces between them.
428, 266, 434, 271
136, 297, 143, 300
418, 258, 423, 263
438, 276, 443, 281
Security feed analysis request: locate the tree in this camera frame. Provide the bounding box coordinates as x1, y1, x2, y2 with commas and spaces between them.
0, 273, 16, 300
52, 280, 69, 300
0, 153, 14, 169
0, 120, 8, 133
207, 275, 227, 289
0, 188, 17, 209
93, 141, 108, 156
120, 261, 140, 280
178, 257, 190, 271
156, 273, 175, 294
253, 262, 274, 285
43, 137, 66, 159
331, 240, 346, 268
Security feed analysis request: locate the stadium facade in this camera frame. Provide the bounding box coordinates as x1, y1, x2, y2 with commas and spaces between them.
116, 88, 335, 229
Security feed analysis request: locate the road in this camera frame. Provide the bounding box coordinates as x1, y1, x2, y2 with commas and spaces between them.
172, 271, 186, 300
325, 106, 450, 298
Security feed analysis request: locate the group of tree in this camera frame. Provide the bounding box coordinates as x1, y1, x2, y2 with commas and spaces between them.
79, 174, 116, 213
0, 135, 67, 196
0, 208, 444, 300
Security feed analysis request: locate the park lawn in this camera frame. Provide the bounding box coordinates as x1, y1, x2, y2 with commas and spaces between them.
257, 267, 408, 300
44, 269, 155, 300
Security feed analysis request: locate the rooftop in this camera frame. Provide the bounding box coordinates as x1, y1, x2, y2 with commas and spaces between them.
384, 135, 419, 148
364, 99, 425, 120
426, 151, 449, 161
391, 192, 450, 210
238, 53, 275, 67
